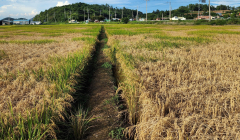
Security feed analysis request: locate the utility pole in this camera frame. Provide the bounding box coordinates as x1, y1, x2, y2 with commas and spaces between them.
84, 8, 85, 22
70, 11, 72, 21
47, 12, 48, 22
87, 8, 89, 21
167, 1, 171, 20
64, 8, 66, 18
137, 6, 139, 21
162, 13, 163, 20
115, 10, 117, 18
198, 0, 200, 20
100, 10, 101, 16
146, 0, 149, 22
54, 12, 56, 23
209, 0, 211, 21
109, 6, 111, 22
132, 11, 133, 20
122, 8, 124, 19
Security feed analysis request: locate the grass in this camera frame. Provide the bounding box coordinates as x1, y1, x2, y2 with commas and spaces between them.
101, 62, 112, 69
109, 127, 125, 139
0, 39, 56, 44
42, 33, 63, 37
0, 35, 10, 38
70, 106, 95, 140
0, 50, 7, 60
154, 34, 212, 44
103, 95, 119, 106
72, 37, 95, 44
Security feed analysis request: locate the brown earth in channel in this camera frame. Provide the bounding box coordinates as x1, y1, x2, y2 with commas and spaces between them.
84, 39, 120, 140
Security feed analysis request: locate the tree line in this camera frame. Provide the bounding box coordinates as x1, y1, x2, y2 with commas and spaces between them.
33, 2, 240, 22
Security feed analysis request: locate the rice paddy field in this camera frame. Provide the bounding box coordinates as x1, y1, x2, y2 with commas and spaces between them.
104, 24, 240, 139
1, 23, 240, 139
0, 24, 101, 139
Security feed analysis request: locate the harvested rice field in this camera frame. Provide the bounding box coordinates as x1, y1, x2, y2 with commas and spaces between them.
1, 24, 240, 140
104, 24, 240, 139
0, 24, 101, 139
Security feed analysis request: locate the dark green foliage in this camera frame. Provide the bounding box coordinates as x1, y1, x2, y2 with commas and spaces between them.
101, 62, 112, 69
223, 14, 229, 18
91, 16, 105, 21
231, 12, 237, 18
209, 20, 227, 25
33, 3, 144, 23
194, 19, 209, 25
194, 19, 240, 25
108, 127, 125, 139
121, 17, 129, 24
227, 19, 240, 24
0, 50, 7, 60
202, 12, 218, 16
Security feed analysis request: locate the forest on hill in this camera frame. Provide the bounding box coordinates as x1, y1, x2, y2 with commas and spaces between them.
33, 2, 240, 22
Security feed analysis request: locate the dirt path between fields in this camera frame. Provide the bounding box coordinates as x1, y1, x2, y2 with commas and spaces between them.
84, 28, 120, 140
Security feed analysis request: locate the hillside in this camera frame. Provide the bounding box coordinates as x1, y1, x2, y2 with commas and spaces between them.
33, 2, 240, 22
33, 3, 144, 22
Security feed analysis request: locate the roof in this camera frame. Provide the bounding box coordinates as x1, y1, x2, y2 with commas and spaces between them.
13, 19, 29, 21
1, 17, 15, 21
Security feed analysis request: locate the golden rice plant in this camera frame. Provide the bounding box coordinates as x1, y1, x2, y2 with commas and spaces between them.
105, 24, 240, 139
0, 24, 101, 139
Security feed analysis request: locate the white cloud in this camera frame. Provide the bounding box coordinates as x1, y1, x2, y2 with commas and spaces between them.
0, 3, 39, 19
211, 0, 240, 6
1, 5, 12, 9
29, 9, 39, 16
56, 1, 70, 7
8, 0, 17, 2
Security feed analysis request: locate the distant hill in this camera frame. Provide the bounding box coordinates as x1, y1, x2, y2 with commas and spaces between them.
33, 2, 239, 22
33, 2, 144, 22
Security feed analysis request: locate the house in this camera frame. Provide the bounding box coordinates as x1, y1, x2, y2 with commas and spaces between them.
195, 16, 215, 20
156, 18, 160, 21
13, 19, 29, 25
69, 20, 79, 23
30, 21, 41, 25
171, 16, 186, 20
112, 18, 121, 21
85, 19, 92, 23
0, 17, 14, 25
139, 18, 146, 21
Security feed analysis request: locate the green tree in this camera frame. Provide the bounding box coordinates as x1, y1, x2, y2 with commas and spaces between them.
223, 14, 229, 18
121, 17, 129, 24
231, 12, 236, 18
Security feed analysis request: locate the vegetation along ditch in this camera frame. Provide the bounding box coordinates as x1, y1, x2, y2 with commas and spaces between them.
56, 26, 128, 140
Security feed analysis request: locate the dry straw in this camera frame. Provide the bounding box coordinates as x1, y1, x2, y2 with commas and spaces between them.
0, 24, 101, 139
105, 24, 240, 139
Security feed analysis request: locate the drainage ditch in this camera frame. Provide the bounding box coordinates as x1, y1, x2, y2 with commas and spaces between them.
56, 26, 128, 140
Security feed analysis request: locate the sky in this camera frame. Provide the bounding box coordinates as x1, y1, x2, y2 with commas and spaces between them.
0, 0, 240, 20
